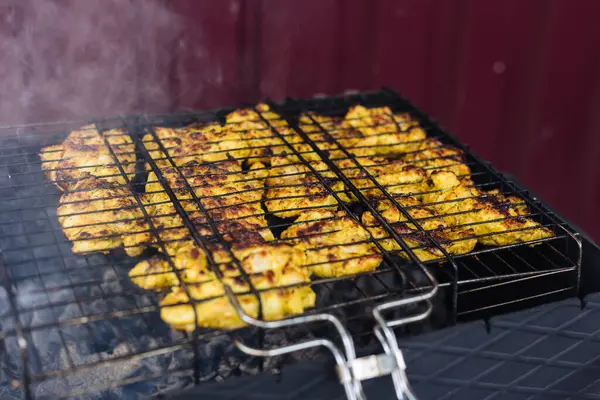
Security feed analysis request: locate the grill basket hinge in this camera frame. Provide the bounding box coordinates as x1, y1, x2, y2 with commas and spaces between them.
335, 293, 434, 400
226, 283, 435, 400
339, 351, 403, 383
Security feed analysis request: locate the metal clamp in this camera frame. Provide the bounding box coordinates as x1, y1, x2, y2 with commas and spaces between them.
224, 286, 366, 400
336, 286, 437, 400
226, 280, 437, 400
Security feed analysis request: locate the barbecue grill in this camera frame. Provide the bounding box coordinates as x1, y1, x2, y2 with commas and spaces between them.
0, 89, 586, 399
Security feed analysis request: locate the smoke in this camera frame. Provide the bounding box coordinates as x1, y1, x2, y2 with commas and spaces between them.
0, 0, 182, 124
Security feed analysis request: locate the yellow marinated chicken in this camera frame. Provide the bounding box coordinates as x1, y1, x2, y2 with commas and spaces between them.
57, 175, 152, 256
129, 243, 213, 289
143, 121, 250, 168
225, 103, 289, 165
141, 202, 270, 257
130, 239, 305, 291
265, 155, 351, 218
336, 157, 428, 200
340, 127, 427, 158
160, 266, 316, 331
145, 208, 198, 255
144, 160, 274, 245
142, 184, 228, 256
40, 125, 136, 192
403, 138, 471, 179
231, 241, 307, 274
343, 106, 415, 135
361, 197, 477, 262
143, 173, 221, 256
339, 106, 426, 156
423, 171, 553, 246
281, 210, 382, 277
295, 114, 345, 160
482, 189, 530, 216
299, 113, 357, 157
181, 160, 267, 213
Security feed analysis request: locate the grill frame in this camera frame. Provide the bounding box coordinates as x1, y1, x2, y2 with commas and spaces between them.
275, 89, 581, 318
0, 89, 582, 399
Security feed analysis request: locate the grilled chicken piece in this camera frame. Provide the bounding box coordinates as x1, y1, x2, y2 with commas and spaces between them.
143, 122, 250, 168
361, 197, 477, 262
336, 157, 428, 200
403, 138, 471, 179
271, 125, 348, 164
160, 266, 315, 331
340, 106, 426, 157
130, 240, 305, 291
232, 242, 307, 274
40, 125, 136, 192
152, 241, 312, 331
297, 107, 426, 158
225, 103, 289, 165
281, 210, 382, 277
265, 155, 351, 218
295, 114, 346, 160
344, 106, 419, 136
144, 160, 274, 247
482, 189, 530, 216
57, 175, 151, 256
129, 243, 213, 289
423, 171, 553, 246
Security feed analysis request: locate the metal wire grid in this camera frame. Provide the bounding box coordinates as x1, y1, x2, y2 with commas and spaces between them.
0, 89, 583, 399
276, 89, 582, 318
0, 103, 435, 398
0, 121, 198, 398
131, 109, 436, 306
135, 106, 442, 400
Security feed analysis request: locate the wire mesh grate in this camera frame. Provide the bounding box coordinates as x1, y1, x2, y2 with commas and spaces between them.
0, 89, 582, 399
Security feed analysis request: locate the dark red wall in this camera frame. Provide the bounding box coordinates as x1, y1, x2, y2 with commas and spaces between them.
170, 0, 600, 241
2, 0, 600, 241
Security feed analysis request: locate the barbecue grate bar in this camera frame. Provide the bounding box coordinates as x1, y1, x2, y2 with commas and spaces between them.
0, 89, 581, 399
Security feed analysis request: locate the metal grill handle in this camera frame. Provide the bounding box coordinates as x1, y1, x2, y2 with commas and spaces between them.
225, 280, 437, 400
224, 285, 365, 400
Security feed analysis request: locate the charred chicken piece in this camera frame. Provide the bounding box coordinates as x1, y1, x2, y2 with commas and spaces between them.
40, 125, 136, 192
129, 242, 214, 290
423, 171, 553, 246
342, 107, 427, 157
361, 197, 477, 262
481, 189, 530, 216
297, 106, 427, 158
130, 240, 305, 291
281, 209, 382, 277
265, 155, 351, 218
143, 122, 250, 168
159, 266, 315, 331
147, 241, 312, 331
403, 138, 471, 179
57, 175, 151, 256
143, 159, 274, 247
224, 103, 289, 165
294, 114, 346, 160
336, 157, 428, 201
